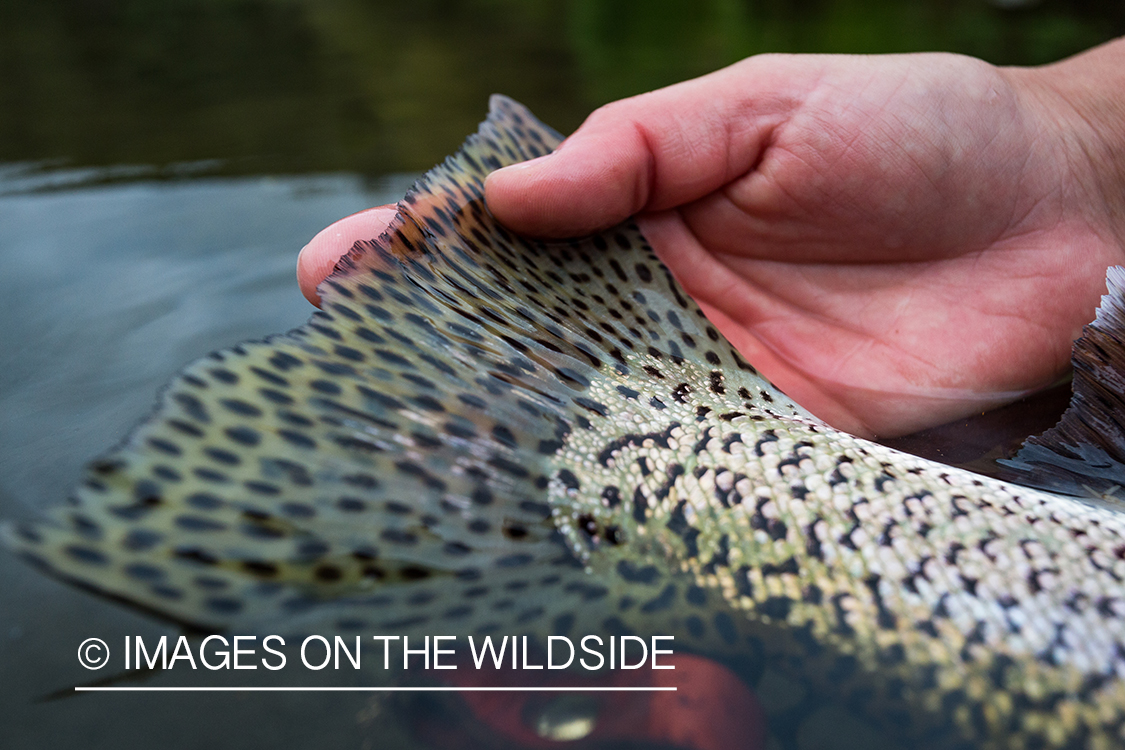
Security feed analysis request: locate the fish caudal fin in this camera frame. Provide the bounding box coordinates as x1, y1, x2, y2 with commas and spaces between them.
3, 96, 798, 650
1001, 266, 1125, 497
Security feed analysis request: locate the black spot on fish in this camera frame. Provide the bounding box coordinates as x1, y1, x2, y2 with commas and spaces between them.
640, 584, 677, 613
220, 399, 262, 417
65, 545, 107, 565
616, 560, 660, 584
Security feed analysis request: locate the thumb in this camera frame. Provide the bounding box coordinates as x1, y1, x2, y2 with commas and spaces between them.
482, 127, 652, 238
484, 59, 794, 237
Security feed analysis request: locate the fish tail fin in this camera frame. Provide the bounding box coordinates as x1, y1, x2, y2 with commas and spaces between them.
3, 96, 781, 651
1001, 266, 1125, 497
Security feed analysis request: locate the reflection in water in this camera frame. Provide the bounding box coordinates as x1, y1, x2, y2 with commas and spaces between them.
418, 656, 764, 750
531, 694, 600, 741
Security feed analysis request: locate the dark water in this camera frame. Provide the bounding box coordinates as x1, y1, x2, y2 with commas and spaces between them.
1, 1, 1121, 749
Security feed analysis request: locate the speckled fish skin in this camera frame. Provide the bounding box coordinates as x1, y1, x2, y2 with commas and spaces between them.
7, 96, 1125, 749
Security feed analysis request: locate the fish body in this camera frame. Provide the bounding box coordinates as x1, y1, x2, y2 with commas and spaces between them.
7, 96, 1125, 749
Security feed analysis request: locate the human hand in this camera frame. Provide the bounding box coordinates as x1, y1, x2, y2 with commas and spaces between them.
299, 44, 1125, 439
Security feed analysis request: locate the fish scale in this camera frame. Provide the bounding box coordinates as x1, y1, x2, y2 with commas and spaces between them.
6, 95, 1125, 748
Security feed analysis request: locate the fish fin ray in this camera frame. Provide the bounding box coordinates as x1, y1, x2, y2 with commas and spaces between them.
6, 97, 780, 648
1001, 265, 1125, 497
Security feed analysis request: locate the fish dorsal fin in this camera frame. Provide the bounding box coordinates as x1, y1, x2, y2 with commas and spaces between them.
1001, 266, 1125, 497
4, 96, 802, 647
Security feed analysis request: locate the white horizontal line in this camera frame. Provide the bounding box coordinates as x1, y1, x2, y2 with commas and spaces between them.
75, 686, 676, 692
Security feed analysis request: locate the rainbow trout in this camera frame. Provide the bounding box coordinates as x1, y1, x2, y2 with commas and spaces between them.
6, 96, 1125, 749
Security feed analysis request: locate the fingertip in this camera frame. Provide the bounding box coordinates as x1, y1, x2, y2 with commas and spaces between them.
297, 205, 398, 306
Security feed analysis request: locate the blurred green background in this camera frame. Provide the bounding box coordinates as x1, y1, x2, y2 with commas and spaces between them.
2, 0, 1123, 180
